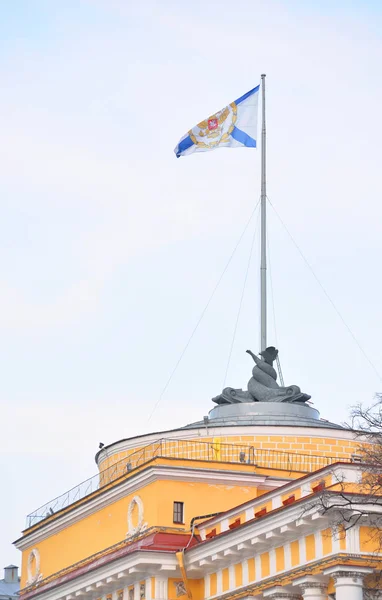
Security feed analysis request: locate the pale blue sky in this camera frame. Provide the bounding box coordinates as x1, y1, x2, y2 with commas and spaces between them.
1, 0, 381, 568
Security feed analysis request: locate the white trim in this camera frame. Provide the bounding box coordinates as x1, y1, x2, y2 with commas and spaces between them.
229, 565, 234, 590
255, 555, 261, 580
284, 543, 291, 571
221, 519, 229, 533
350, 525, 360, 553
242, 560, 249, 586
299, 536, 306, 563
245, 508, 254, 521
314, 531, 323, 559
332, 525, 340, 554
204, 574, 210, 598
216, 570, 222, 595
269, 549, 276, 575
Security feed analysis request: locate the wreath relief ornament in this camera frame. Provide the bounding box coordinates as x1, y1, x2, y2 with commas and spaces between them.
27, 548, 42, 585
127, 495, 147, 537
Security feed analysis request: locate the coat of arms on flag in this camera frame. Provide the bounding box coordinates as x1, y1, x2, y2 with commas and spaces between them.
174, 85, 259, 158
189, 104, 237, 150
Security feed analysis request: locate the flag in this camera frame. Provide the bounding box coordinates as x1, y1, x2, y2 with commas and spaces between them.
174, 85, 260, 158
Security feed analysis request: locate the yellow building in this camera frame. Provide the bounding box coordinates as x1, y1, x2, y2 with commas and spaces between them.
14, 397, 382, 600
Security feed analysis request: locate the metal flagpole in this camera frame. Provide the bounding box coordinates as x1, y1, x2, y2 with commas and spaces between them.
260, 74, 267, 352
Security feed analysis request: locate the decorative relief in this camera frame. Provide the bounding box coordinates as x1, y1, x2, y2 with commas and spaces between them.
299, 583, 328, 593
174, 581, 186, 597
331, 572, 367, 583
129, 588, 134, 600
127, 495, 147, 538
26, 548, 42, 585
140, 583, 146, 599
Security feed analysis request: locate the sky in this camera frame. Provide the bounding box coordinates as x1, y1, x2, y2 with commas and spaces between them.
1, 0, 382, 570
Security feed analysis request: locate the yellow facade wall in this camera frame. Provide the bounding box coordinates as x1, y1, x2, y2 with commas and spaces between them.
290, 540, 300, 567
360, 526, 379, 552
168, 579, 185, 600
260, 552, 270, 578
276, 546, 285, 571
210, 573, 217, 596
222, 568, 229, 592
339, 526, 347, 550
321, 528, 332, 555
305, 534, 316, 561
21, 484, 156, 586
188, 579, 203, 600
168, 578, 203, 600
234, 563, 242, 587
21, 478, 262, 586
248, 558, 256, 582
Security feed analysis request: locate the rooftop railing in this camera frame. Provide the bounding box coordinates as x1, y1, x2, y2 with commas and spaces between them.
25, 437, 352, 529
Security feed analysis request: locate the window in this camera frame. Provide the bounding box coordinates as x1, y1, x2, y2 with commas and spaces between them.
173, 501, 184, 524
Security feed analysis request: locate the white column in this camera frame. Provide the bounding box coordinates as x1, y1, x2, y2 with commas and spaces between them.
242, 560, 249, 586
229, 565, 235, 590
293, 576, 329, 600
204, 574, 210, 598
145, 579, 152, 600
269, 549, 276, 575
134, 582, 140, 600
217, 570, 223, 595
324, 567, 374, 600
154, 578, 167, 600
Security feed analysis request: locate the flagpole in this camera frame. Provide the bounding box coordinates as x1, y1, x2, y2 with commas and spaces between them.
260, 74, 267, 352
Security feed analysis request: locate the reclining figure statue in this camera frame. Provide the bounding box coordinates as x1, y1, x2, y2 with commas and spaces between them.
212, 346, 311, 405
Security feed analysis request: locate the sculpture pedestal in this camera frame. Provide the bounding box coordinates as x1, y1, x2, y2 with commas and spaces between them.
207, 402, 325, 427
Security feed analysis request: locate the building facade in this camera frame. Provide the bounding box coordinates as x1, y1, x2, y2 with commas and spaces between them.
14, 402, 381, 600
0, 565, 20, 600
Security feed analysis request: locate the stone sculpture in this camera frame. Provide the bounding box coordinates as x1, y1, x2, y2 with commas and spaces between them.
212, 346, 311, 405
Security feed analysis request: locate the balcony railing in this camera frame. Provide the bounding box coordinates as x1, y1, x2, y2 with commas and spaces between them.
25, 437, 352, 529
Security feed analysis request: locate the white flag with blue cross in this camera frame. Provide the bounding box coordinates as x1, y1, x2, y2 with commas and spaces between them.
174, 85, 260, 158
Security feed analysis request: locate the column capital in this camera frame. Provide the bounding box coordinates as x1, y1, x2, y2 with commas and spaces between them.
323, 566, 374, 583
263, 586, 302, 600
293, 575, 329, 592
